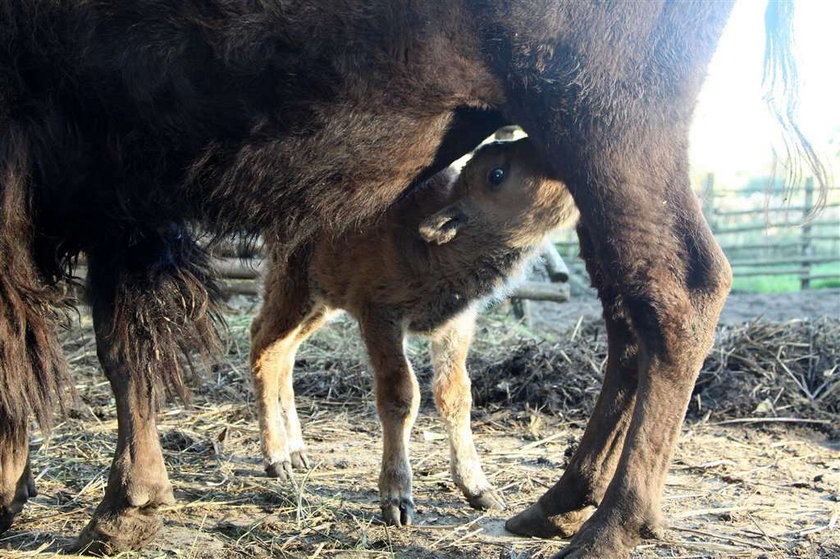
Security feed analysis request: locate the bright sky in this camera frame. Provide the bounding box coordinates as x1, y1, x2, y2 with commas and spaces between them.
690, 0, 839, 188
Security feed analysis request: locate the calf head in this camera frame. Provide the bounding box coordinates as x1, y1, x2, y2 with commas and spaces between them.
419, 138, 575, 248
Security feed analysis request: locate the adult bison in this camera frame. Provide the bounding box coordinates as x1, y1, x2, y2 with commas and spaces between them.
0, 0, 816, 557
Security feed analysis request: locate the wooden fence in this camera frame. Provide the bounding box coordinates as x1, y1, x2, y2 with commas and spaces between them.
555, 175, 840, 290
702, 175, 840, 289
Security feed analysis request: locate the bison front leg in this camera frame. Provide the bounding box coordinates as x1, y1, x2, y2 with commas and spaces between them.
76, 325, 175, 554
507, 223, 639, 538
76, 228, 221, 554
512, 145, 730, 558
360, 309, 420, 527
0, 424, 37, 534
431, 309, 504, 511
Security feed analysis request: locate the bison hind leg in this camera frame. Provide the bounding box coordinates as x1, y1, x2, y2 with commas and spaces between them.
0, 128, 71, 533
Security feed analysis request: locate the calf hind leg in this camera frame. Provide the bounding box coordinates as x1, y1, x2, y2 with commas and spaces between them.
251, 302, 328, 477
251, 250, 326, 478
431, 309, 504, 511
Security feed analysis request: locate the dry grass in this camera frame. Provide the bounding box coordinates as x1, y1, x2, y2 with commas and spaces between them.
1, 297, 837, 558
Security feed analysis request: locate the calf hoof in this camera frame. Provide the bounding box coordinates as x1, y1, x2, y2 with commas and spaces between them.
466, 488, 506, 511
265, 460, 294, 480
290, 450, 311, 471
381, 496, 415, 527
505, 500, 593, 539
74, 506, 164, 555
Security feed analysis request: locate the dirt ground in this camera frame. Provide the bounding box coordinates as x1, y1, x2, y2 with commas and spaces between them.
1, 290, 838, 559
531, 287, 840, 329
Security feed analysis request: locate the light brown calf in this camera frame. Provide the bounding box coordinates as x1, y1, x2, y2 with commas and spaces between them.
250, 138, 575, 526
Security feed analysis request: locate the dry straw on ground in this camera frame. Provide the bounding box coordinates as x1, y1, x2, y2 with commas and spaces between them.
2, 301, 838, 558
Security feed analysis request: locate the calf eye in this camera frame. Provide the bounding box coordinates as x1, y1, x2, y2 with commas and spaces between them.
487, 167, 506, 187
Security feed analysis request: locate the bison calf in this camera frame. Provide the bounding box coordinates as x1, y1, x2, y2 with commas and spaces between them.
251, 138, 575, 525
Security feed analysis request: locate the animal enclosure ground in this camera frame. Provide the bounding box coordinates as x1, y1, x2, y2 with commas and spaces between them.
1, 290, 838, 558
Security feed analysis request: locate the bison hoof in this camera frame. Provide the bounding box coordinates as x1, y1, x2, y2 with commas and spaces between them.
381, 496, 415, 527
551, 522, 632, 559
550, 505, 663, 559
0, 504, 21, 535
74, 506, 164, 555
0, 471, 38, 534
466, 488, 506, 511
290, 450, 311, 471
505, 500, 593, 539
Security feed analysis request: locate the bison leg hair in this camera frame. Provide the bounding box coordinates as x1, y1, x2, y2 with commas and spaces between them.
430, 309, 505, 511
0, 124, 69, 533
75, 226, 222, 554
360, 309, 420, 528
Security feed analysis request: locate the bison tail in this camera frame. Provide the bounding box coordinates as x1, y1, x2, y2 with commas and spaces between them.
763, 0, 829, 215
0, 123, 70, 437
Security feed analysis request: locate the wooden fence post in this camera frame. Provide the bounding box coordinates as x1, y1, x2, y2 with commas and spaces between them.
800, 177, 814, 290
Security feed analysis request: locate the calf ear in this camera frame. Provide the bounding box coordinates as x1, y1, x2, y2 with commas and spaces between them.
418, 205, 468, 245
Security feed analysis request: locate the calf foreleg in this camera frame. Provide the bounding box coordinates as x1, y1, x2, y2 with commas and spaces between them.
251, 264, 328, 477
361, 309, 420, 527
431, 309, 504, 511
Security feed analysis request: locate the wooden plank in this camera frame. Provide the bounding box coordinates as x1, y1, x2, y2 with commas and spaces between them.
801, 177, 814, 289
729, 268, 808, 277
714, 219, 838, 235
714, 202, 839, 217
540, 240, 570, 282
713, 186, 840, 196
510, 281, 571, 302
801, 273, 840, 281
720, 240, 839, 252
729, 255, 840, 268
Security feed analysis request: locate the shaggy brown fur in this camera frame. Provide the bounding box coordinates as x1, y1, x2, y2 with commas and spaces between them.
0, 0, 821, 557
251, 138, 575, 524
0, 125, 67, 533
